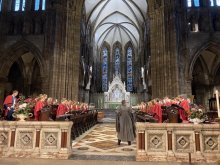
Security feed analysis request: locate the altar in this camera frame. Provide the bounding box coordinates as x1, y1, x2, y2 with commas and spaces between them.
104, 75, 130, 109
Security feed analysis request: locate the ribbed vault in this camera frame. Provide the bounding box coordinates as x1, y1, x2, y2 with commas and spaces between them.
84, 0, 147, 48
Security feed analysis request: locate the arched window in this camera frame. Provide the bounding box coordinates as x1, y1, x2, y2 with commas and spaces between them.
42, 0, 46, 10
217, 0, 220, 6
187, 0, 201, 7
22, 0, 26, 11
114, 47, 120, 75
35, 0, 40, 10
14, 0, 26, 11
187, 0, 192, 7
0, 0, 2, 12
210, 0, 214, 6
35, 0, 46, 11
102, 47, 108, 92
194, 0, 200, 7
127, 47, 133, 92
15, 0, 20, 11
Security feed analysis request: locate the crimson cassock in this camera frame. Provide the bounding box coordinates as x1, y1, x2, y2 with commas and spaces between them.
56, 104, 68, 117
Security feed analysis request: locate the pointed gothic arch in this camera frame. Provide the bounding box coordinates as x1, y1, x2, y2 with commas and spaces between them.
0, 40, 46, 78
0, 40, 46, 95
188, 41, 220, 80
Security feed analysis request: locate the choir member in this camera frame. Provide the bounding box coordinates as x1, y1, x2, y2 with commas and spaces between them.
3, 90, 19, 120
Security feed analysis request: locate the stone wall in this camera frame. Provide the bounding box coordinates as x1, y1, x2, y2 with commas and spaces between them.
136, 122, 220, 163
0, 121, 73, 159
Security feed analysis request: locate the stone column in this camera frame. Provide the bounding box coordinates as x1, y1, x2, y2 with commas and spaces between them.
148, 0, 188, 98
46, 0, 83, 100
25, 0, 33, 11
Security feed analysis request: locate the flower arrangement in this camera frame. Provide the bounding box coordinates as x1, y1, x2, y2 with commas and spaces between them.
188, 105, 207, 123
14, 95, 34, 116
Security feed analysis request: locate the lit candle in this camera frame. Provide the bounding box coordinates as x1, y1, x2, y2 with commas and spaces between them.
215, 90, 220, 118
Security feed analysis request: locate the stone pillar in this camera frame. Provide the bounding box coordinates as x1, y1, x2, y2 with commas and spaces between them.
148, 0, 178, 98
65, 0, 82, 100
25, 0, 33, 11
148, 0, 188, 98
46, 0, 83, 100
11, 0, 15, 11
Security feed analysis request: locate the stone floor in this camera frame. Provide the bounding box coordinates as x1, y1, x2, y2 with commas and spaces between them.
71, 123, 136, 160
71, 109, 136, 160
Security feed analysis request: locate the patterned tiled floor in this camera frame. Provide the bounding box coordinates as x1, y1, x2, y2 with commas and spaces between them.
71, 123, 136, 159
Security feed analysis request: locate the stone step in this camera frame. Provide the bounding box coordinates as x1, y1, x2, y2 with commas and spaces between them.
69, 155, 135, 161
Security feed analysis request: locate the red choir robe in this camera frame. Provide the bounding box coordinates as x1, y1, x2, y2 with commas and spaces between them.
179, 100, 190, 121
56, 104, 68, 117
34, 100, 44, 121
155, 103, 162, 123
3, 95, 16, 117
180, 100, 190, 112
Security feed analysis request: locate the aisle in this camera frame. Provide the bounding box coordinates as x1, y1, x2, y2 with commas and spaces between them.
71, 123, 136, 160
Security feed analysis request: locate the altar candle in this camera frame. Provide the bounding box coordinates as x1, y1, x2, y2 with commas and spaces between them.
215, 90, 220, 118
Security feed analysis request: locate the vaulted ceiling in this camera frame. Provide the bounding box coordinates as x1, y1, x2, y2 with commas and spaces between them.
84, 0, 147, 49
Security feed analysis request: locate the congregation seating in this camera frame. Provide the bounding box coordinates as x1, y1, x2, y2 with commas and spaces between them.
69, 110, 98, 140
136, 104, 186, 123
56, 110, 98, 140
135, 111, 158, 122
39, 105, 57, 121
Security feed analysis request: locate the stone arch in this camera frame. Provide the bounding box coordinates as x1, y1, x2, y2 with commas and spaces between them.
0, 39, 46, 79
188, 40, 220, 106
188, 41, 220, 80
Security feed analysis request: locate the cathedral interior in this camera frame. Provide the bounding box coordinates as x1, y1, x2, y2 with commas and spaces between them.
1, 0, 220, 163
0, 0, 220, 110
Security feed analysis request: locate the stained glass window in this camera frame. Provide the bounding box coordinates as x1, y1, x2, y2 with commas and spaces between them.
127, 47, 133, 92
194, 0, 200, 7
35, 0, 40, 10
0, 0, 2, 12
15, 0, 20, 11
42, 0, 46, 10
114, 47, 120, 76
187, 0, 192, 7
22, 0, 26, 11
210, 0, 214, 6
217, 0, 220, 6
102, 48, 108, 92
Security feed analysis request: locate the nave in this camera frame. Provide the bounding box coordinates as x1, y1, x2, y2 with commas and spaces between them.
70, 110, 136, 161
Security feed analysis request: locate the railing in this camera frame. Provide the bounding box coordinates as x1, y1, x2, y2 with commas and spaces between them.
0, 121, 73, 159
136, 122, 220, 162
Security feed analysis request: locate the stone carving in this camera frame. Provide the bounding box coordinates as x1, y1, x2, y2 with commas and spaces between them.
175, 134, 192, 153
104, 74, 130, 108
16, 131, 34, 149
147, 132, 166, 152
203, 135, 219, 152
0, 132, 8, 146
42, 132, 58, 149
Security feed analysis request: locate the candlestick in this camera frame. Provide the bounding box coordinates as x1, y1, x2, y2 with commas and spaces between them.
215, 90, 220, 118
